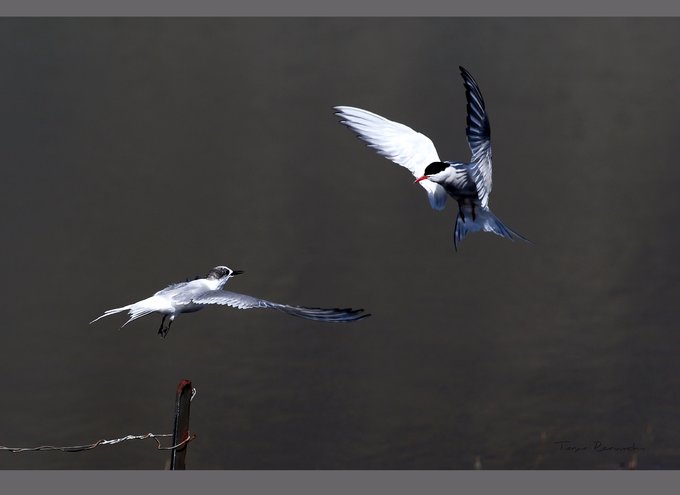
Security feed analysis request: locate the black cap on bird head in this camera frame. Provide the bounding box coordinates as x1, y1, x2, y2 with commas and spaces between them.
424, 162, 449, 176
206, 266, 244, 279
415, 162, 449, 183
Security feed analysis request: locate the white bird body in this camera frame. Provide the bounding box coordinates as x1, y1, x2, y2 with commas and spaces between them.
91, 266, 368, 337
135, 278, 220, 315
335, 66, 528, 250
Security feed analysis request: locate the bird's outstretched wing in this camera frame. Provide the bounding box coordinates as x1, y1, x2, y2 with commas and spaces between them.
460, 66, 493, 208
192, 290, 369, 322
334, 105, 448, 211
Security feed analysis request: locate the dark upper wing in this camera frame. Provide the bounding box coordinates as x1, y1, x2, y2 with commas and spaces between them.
191, 290, 369, 323
460, 66, 493, 208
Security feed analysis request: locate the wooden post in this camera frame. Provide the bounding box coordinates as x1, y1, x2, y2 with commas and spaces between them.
170, 379, 193, 470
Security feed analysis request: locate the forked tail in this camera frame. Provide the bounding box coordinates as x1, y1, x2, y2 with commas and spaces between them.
90, 304, 156, 328
454, 207, 530, 250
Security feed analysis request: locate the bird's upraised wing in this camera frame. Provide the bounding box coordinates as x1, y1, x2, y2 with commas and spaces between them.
460, 66, 493, 209
334, 105, 448, 211
192, 290, 369, 322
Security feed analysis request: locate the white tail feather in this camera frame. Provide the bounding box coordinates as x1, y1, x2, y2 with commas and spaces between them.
90, 305, 132, 324
90, 304, 157, 328
120, 308, 157, 328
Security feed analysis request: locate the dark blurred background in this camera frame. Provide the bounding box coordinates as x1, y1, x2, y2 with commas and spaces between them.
0, 18, 678, 469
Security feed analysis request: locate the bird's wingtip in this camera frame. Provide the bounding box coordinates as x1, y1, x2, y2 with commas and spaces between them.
333, 105, 351, 116
459, 66, 476, 82
350, 309, 372, 321
89, 314, 105, 325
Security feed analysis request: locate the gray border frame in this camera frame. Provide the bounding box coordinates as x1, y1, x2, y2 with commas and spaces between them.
0, 1, 678, 16
1, 2, 678, 494
4, 471, 680, 494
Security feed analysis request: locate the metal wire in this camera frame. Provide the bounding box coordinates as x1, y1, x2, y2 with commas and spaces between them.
2, 385, 199, 454
0, 431, 196, 454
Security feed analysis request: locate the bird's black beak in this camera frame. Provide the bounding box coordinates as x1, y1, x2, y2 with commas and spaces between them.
231, 270, 244, 276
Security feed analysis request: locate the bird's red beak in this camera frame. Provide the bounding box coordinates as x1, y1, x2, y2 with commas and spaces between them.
414, 176, 429, 183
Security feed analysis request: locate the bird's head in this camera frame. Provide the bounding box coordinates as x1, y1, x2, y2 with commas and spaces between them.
206, 266, 244, 280
415, 162, 449, 185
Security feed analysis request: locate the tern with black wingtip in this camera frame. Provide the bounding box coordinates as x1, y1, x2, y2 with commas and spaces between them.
90, 265, 369, 338
335, 66, 529, 250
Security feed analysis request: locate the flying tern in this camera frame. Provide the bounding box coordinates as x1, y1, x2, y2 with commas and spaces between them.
91, 266, 369, 337
335, 66, 529, 250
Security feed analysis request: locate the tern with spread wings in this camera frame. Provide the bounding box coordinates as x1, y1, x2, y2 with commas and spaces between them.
335, 66, 528, 250
91, 266, 369, 337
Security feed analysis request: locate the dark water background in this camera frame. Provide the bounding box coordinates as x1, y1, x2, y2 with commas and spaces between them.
0, 18, 679, 469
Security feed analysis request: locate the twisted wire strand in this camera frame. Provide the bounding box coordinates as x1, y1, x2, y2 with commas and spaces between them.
0, 431, 196, 453
2, 387, 198, 453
